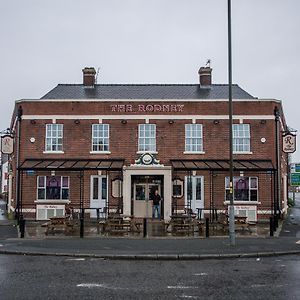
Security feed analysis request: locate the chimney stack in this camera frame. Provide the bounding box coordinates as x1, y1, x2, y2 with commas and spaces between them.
198, 66, 212, 86
82, 67, 96, 87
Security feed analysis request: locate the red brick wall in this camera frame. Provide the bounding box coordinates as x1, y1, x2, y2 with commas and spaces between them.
11, 99, 287, 219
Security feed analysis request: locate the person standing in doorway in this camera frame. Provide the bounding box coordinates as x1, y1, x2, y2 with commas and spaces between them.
152, 189, 161, 219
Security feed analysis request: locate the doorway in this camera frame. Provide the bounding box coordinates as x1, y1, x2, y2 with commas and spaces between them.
90, 175, 108, 218
132, 175, 163, 218
185, 176, 204, 216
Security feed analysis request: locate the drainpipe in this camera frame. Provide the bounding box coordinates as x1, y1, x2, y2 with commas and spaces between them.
274, 107, 281, 225
15, 106, 23, 222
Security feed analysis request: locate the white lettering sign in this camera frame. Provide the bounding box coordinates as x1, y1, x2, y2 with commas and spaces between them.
110, 104, 184, 113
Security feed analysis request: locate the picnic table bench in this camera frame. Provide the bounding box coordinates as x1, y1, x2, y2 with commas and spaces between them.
101, 215, 142, 235
169, 214, 195, 235
43, 217, 74, 235
218, 213, 254, 232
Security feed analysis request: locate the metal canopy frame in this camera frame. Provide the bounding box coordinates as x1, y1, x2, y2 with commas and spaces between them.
18, 158, 124, 238
18, 158, 125, 171
170, 159, 275, 172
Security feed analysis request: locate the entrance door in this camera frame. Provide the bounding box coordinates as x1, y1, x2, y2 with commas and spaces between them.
134, 182, 161, 218
185, 176, 204, 216
90, 176, 108, 218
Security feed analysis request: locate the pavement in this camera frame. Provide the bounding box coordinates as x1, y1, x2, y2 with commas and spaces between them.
1, 198, 300, 260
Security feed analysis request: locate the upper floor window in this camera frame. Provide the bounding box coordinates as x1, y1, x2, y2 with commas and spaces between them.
138, 124, 156, 152
185, 124, 203, 152
45, 124, 63, 152
37, 176, 69, 200
92, 124, 109, 152
233, 124, 250, 152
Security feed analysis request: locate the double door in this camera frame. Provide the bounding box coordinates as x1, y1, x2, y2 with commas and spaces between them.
134, 183, 161, 218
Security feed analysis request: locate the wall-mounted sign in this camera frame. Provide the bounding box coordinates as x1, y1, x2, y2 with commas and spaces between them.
283, 133, 296, 153
111, 104, 184, 113
1, 135, 14, 154
135, 153, 160, 166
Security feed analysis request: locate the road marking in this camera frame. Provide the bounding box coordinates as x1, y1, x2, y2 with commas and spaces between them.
179, 295, 199, 299
251, 284, 267, 288
296, 240, 300, 244
77, 283, 105, 288
193, 273, 208, 276
77, 283, 129, 290
0, 244, 3, 247
167, 286, 197, 289
66, 258, 86, 261
256, 258, 261, 261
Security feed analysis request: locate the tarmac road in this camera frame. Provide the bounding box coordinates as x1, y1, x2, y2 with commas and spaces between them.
0, 254, 300, 300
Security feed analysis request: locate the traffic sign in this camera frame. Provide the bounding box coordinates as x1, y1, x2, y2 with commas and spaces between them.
291, 173, 300, 186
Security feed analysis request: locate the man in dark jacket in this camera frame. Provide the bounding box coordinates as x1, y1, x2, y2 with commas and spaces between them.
152, 189, 161, 219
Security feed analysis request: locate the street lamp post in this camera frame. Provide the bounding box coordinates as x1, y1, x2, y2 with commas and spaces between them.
228, 0, 236, 246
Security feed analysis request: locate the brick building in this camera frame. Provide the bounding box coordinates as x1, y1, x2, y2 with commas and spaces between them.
9, 66, 289, 222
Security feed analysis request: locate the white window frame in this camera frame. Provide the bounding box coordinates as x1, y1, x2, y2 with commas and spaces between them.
233, 124, 251, 153
184, 124, 204, 153
37, 176, 70, 201
91, 124, 110, 153
45, 124, 63, 153
138, 124, 156, 153
225, 176, 258, 202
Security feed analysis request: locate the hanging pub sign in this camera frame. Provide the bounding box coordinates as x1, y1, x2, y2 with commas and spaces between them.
1, 135, 14, 154
282, 133, 296, 153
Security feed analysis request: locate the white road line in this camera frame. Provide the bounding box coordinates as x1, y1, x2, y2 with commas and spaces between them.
77, 283, 129, 290
179, 295, 199, 299
296, 240, 300, 244
193, 273, 208, 276
167, 286, 198, 289
66, 258, 86, 261
77, 283, 105, 288
251, 284, 267, 288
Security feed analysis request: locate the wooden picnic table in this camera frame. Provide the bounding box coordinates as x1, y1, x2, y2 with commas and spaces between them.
169, 214, 195, 235
44, 217, 74, 235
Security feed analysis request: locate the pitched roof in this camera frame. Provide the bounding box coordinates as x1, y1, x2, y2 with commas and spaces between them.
41, 84, 255, 100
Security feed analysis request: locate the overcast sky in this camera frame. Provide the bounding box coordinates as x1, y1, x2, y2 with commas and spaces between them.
1, 0, 300, 161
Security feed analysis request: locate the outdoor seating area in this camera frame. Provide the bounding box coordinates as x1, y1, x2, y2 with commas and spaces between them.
25, 209, 266, 238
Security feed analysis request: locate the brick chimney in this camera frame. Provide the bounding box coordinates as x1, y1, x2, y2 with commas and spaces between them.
198, 66, 212, 86
82, 67, 96, 87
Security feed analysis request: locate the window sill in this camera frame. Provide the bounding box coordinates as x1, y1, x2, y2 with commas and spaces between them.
233, 151, 253, 155
136, 151, 158, 154
224, 201, 261, 205
34, 200, 70, 204
183, 151, 205, 154
90, 151, 111, 154
43, 151, 64, 154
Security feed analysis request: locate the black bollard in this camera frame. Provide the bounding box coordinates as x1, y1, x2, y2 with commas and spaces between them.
80, 208, 84, 238
270, 217, 274, 237
274, 214, 278, 230
205, 217, 209, 238
19, 218, 25, 238
143, 218, 147, 238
